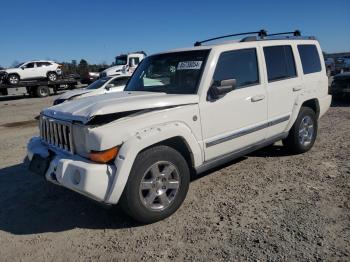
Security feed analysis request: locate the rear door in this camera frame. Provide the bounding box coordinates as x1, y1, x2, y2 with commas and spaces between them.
36, 62, 50, 78
261, 44, 301, 138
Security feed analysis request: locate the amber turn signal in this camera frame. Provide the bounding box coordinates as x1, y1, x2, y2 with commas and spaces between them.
89, 147, 119, 164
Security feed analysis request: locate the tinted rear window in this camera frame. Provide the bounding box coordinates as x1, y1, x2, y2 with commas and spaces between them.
264, 45, 297, 82
298, 45, 322, 74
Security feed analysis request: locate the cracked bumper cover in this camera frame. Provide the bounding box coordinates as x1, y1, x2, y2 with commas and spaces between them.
27, 137, 116, 202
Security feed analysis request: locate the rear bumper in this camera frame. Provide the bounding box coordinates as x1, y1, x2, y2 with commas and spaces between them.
27, 137, 115, 202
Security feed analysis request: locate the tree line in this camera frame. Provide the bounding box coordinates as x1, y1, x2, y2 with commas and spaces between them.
60, 59, 110, 76
0, 59, 112, 76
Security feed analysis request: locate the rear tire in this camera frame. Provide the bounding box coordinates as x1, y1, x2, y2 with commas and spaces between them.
47, 72, 58, 82
282, 107, 318, 154
8, 74, 20, 85
35, 86, 50, 98
120, 145, 190, 224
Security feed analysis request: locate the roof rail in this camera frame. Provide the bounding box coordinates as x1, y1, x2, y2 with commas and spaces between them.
267, 30, 301, 37
194, 29, 267, 46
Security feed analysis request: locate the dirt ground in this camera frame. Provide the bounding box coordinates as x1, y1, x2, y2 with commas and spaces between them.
0, 92, 349, 261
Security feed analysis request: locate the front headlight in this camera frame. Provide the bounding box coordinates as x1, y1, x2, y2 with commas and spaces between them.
72, 124, 89, 157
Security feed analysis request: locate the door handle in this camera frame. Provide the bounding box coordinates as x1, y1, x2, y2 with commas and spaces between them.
293, 86, 302, 92
251, 95, 265, 102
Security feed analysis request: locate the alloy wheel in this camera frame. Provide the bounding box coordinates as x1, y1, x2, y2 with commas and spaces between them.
139, 161, 180, 211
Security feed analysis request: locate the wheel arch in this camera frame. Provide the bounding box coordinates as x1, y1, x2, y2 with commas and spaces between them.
7, 72, 20, 80
286, 97, 320, 132
105, 122, 203, 204
142, 136, 195, 172
302, 98, 320, 118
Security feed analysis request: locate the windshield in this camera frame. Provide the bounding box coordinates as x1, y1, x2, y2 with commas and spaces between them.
85, 77, 111, 90
115, 55, 127, 66
14, 62, 25, 68
125, 50, 209, 94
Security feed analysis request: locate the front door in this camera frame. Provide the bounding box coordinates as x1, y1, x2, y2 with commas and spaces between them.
21, 62, 37, 79
200, 48, 268, 161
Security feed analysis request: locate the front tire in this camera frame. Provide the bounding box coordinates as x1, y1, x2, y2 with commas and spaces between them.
8, 74, 20, 85
283, 107, 318, 154
120, 145, 190, 224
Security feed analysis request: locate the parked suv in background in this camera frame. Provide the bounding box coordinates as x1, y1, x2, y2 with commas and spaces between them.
27, 30, 331, 223
4, 60, 62, 84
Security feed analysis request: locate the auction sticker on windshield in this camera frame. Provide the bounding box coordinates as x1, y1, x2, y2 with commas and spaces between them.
177, 61, 203, 70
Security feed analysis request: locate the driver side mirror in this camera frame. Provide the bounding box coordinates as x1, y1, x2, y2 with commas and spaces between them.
105, 84, 114, 91
20, 67, 25, 70
209, 79, 236, 100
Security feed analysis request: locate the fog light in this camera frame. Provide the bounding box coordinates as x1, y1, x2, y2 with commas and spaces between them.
72, 170, 81, 185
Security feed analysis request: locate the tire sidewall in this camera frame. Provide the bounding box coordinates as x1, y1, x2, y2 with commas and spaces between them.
47, 72, 57, 82
8, 74, 19, 85
292, 107, 318, 152
121, 146, 190, 223
36, 86, 50, 97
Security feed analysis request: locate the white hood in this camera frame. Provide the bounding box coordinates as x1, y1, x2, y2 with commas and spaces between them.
4, 68, 19, 73
58, 89, 94, 100
44, 91, 199, 124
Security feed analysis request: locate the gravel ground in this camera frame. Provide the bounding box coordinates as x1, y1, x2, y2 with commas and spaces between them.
0, 92, 349, 261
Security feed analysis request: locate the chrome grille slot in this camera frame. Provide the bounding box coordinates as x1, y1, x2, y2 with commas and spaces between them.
40, 116, 74, 153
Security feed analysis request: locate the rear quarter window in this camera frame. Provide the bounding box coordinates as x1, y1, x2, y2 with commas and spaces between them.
297, 44, 322, 74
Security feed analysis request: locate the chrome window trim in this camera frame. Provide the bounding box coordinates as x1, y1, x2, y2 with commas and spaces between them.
205, 115, 290, 148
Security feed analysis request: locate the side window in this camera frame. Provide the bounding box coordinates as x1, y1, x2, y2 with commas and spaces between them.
297, 45, 321, 74
24, 62, 35, 68
129, 57, 140, 67
263, 45, 297, 82
213, 48, 259, 88
36, 62, 45, 67
110, 77, 129, 87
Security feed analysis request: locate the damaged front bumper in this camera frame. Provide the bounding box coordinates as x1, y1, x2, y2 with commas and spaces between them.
27, 137, 116, 202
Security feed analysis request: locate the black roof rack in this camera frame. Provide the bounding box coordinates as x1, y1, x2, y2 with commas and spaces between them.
194, 29, 267, 46
267, 30, 301, 37
194, 30, 316, 46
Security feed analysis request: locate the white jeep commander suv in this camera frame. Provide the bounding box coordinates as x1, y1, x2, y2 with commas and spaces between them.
5, 60, 62, 84
27, 30, 331, 223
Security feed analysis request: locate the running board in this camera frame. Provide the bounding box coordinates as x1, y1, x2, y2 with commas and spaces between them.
195, 133, 288, 174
